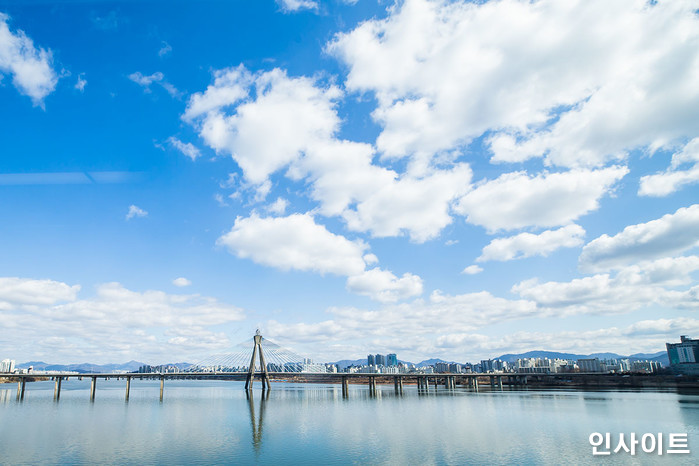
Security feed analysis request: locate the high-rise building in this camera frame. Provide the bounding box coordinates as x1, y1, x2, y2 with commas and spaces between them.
578, 358, 604, 372
667, 335, 699, 375
387, 353, 398, 366
375, 354, 387, 366
0, 359, 15, 373
434, 362, 450, 373
367, 354, 375, 366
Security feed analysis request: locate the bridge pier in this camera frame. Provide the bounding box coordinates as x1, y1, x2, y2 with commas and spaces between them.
17, 379, 26, 401
160, 376, 164, 402
473, 377, 479, 392
497, 376, 503, 391
342, 376, 348, 398
54, 377, 62, 401
90, 376, 97, 401
125, 376, 131, 401
368, 376, 377, 395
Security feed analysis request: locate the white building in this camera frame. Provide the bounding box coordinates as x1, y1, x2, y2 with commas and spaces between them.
0, 359, 15, 373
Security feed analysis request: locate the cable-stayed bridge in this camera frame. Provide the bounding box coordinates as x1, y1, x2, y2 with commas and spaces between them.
5, 331, 648, 402
188, 331, 314, 374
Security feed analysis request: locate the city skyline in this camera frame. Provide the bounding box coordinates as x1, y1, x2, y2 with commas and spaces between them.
1, 0, 699, 364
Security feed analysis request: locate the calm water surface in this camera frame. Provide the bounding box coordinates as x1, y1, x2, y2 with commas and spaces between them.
1, 379, 698, 465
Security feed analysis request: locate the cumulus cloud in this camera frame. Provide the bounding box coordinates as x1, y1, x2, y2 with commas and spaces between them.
513, 255, 699, 315
328, 0, 699, 168
185, 66, 341, 184
277, 0, 318, 12
639, 138, 699, 197
217, 213, 368, 276
455, 167, 627, 232
167, 136, 201, 161
0, 13, 58, 105
478, 224, 585, 262
172, 277, 192, 287
266, 284, 698, 361
579, 204, 699, 272
0, 277, 80, 309
185, 65, 473, 242
264, 289, 537, 360
266, 197, 289, 215
430, 317, 699, 361
346, 268, 423, 302
461, 265, 483, 275
126, 205, 148, 220
0, 279, 244, 363
217, 212, 423, 302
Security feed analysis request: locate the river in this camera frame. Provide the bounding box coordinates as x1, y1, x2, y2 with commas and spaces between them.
1, 379, 697, 464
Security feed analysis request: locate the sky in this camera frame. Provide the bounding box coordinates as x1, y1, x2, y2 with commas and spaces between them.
0, 0, 698, 365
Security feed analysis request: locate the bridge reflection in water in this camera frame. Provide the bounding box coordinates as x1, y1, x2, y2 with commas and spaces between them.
247, 389, 269, 454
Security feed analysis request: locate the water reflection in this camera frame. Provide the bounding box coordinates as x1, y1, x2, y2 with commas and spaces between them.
0, 387, 14, 404
247, 389, 269, 454
1, 381, 698, 464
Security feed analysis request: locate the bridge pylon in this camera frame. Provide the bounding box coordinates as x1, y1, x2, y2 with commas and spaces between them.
245, 330, 271, 391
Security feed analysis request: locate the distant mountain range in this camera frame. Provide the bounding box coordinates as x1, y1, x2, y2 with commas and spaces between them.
18, 349, 669, 373
16, 360, 190, 373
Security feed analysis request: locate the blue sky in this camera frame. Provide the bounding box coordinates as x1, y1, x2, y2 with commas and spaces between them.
1, 0, 698, 364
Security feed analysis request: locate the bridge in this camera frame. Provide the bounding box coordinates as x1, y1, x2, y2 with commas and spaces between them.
3, 331, 680, 401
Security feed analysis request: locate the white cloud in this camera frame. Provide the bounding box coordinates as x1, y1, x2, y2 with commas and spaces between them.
265, 289, 537, 360
128, 71, 163, 90
267, 290, 698, 361
217, 213, 368, 276
339, 162, 472, 242
183, 65, 252, 122
455, 167, 627, 232
128, 71, 179, 97
346, 268, 423, 303
432, 317, 699, 361
158, 41, 172, 57
0, 280, 244, 363
0, 13, 58, 105
363, 253, 379, 266
277, 0, 318, 12
639, 138, 699, 197
185, 66, 472, 242
217, 212, 424, 301
0, 277, 80, 309
579, 204, 699, 272
172, 277, 192, 287
185, 66, 341, 184
461, 265, 482, 275
167, 136, 201, 161
478, 224, 585, 262
513, 255, 699, 315
290, 138, 472, 242
266, 197, 289, 215
328, 0, 699, 168
75, 74, 87, 92
126, 205, 148, 220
